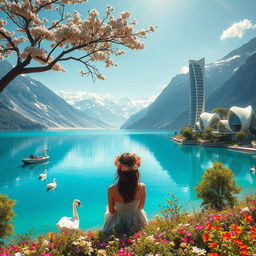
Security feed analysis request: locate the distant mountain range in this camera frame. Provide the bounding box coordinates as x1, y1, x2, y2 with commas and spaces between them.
122, 37, 256, 129
2, 37, 256, 131
0, 61, 107, 129
0, 102, 45, 130
56, 90, 156, 128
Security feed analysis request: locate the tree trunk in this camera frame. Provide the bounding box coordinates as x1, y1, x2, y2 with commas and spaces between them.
0, 66, 23, 93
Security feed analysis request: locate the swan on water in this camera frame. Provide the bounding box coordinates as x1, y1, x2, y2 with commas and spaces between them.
39, 168, 47, 181
250, 165, 256, 174
47, 178, 57, 191
56, 199, 82, 232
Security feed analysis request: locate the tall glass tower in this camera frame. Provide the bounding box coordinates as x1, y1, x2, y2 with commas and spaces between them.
189, 58, 205, 128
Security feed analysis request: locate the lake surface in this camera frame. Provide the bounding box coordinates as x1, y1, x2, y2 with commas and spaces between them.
1, 129, 256, 237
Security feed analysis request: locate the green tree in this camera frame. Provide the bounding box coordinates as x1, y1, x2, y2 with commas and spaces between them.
202, 127, 215, 141
0, 195, 16, 245
195, 162, 241, 211
181, 126, 195, 140
211, 107, 229, 119
235, 130, 247, 145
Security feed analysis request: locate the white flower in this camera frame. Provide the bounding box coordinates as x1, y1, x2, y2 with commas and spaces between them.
241, 207, 249, 212
191, 246, 207, 255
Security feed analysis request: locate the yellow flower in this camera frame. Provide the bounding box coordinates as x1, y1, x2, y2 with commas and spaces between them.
98, 249, 107, 256
108, 240, 115, 245
169, 241, 175, 246
48, 232, 53, 238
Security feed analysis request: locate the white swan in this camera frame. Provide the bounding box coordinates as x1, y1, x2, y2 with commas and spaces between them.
56, 199, 82, 232
39, 168, 47, 181
250, 165, 256, 174
47, 178, 57, 191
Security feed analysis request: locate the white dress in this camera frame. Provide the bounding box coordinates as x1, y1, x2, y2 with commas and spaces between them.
103, 200, 148, 234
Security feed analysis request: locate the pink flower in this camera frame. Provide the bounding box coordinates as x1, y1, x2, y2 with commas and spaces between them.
195, 225, 204, 230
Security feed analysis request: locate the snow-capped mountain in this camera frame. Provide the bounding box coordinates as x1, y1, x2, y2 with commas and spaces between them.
0, 61, 107, 129
122, 37, 256, 129
56, 91, 156, 128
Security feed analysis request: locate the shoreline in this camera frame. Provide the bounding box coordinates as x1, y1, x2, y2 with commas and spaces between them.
171, 136, 256, 154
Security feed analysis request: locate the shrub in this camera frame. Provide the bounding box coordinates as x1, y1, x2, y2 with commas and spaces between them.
0, 195, 16, 245
235, 130, 247, 145
202, 128, 215, 141
181, 126, 195, 140
195, 162, 242, 211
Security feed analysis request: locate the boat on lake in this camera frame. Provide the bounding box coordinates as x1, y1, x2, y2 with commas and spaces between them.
22, 149, 50, 164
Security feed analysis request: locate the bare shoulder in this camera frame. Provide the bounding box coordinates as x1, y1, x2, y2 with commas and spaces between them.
138, 182, 146, 191
139, 182, 146, 188
108, 184, 117, 193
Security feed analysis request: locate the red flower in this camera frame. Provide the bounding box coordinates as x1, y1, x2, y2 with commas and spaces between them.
244, 214, 253, 222
251, 226, 256, 232
203, 233, 210, 242
208, 241, 217, 248
213, 215, 221, 221
208, 253, 218, 256
213, 225, 221, 230
230, 224, 238, 230
240, 250, 249, 255
233, 238, 243, 244
222, 232, 231, 241
206, 222, 213, 231
239, 244, 248, 250
121, 166, 127, 171
233, 228, 243, 236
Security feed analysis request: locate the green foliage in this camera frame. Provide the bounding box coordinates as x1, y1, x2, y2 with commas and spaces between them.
202, 127, 215, 141
181, 126, 195, 140
1, 194, 256, 256
211, 107, 229, 119
195, 162, 242, 211
0, 195, 16, 244
235, 130, 247, 144
160, 194, 185, 220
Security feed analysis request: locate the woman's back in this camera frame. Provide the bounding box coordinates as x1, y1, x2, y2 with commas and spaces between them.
103, 153, 148, 235
108, 183, 146, 210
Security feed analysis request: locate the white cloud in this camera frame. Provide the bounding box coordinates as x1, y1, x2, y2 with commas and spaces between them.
220, 19, 256, 40
180, 66, 189, 74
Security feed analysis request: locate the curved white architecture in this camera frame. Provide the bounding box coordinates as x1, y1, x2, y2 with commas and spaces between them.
227, 106, 254, 132
217, 120, 232, 133
189, 58, 205, 128
199, 112, 221, 131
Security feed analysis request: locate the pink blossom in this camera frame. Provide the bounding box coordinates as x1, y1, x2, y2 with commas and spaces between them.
195, 225, 204, 230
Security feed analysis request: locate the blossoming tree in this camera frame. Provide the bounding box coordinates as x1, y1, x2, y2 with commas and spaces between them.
0, 0, 155, 92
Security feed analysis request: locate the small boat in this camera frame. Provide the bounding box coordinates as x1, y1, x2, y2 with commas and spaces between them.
22, 149, 50, 164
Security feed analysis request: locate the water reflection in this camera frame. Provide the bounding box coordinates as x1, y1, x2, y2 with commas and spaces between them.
0, 130, 256, 236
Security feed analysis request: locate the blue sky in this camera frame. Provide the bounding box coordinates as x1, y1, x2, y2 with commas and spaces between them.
7, 0, 256, 98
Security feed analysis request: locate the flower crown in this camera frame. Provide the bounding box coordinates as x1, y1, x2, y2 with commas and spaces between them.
114, 153, 141, 171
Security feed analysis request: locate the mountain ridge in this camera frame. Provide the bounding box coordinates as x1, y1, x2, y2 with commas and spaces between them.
122, 37, 256, 129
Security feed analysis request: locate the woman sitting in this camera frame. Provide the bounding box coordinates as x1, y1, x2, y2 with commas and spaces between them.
103, 153, 148, 235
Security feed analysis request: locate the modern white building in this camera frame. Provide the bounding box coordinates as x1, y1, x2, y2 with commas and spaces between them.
189, 58, 205, 128
196, 106, 256, 138
196, 112, 221, 131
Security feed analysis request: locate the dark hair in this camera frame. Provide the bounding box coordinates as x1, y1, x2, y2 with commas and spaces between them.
115, 153, 140, 203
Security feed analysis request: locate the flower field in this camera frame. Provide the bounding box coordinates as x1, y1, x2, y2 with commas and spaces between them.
1, 195, 256, 256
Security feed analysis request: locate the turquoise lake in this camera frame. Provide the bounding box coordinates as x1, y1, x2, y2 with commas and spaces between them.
1, 129, 256, 237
